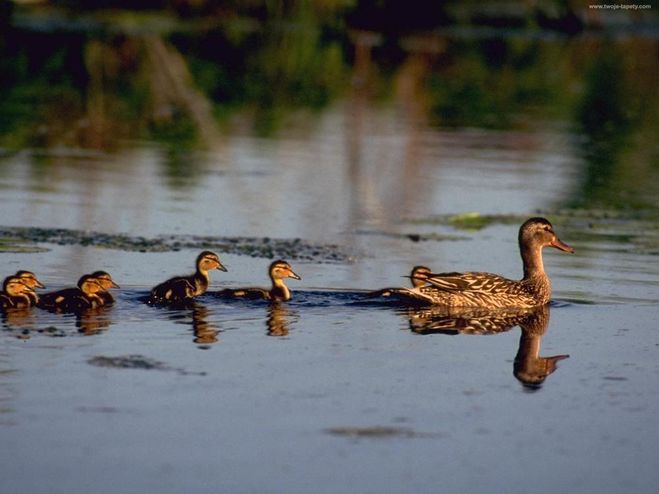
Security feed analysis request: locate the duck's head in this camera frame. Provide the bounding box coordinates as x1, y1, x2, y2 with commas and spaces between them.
407, 265, 431, 288
269, 260, 301, 281
519, 217, 574, 254
77, 275, 104, 296
15, 270, 45, 289
196, 251, 228, 272
3, 276, 30, 297
89, 271, 120, 290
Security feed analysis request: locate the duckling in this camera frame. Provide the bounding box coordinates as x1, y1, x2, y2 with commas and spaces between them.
217, 260, 301, 302
89, 271, 120, 306
407, 265, 432, 288
410, 217, 574, 308
14, 270, 45, 306
38, 275, 105, 312
150, 250, 227, 304
366, 265, 432, 302
0, 276, 34, 310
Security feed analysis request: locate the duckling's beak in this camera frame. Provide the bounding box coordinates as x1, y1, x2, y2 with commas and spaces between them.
110, 281, 120, 289
216, 262, 228, 272
35, 280, 45, 289
550, 237, 575, 253
289, 270, 301, 280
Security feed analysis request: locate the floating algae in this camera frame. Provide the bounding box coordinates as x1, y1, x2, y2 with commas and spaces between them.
0, 226, 353, 262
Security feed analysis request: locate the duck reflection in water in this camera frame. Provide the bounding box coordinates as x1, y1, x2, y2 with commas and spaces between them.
266, 303, 298, 337
192, 305, 220, 347
404, 304, 568, 388
75, 306, 113, 336
1, 307, 36, 332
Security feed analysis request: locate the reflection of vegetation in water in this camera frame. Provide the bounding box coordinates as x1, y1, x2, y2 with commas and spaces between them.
573, 40, 658, 211
0, 6, 657, 202
574, 44, 632, 209
427, 38, 568, 128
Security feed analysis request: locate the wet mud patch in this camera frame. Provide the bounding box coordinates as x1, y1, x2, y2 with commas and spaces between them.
354, 229, 468, 243
325, 426, 441, 440
0, 236, 49, 253
0, 226, 352, 262
87, 354, 205, 376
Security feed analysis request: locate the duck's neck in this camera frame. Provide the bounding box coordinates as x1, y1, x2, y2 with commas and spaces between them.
521, 243, 546, 280
270, 278, 291, 301
193, 267, 210, 294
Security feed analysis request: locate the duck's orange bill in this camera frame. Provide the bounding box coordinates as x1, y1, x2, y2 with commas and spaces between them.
550, 238, 575, 253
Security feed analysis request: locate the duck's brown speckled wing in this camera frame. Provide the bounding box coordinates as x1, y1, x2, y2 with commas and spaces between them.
424, 272, 515, 292
421, 272, 537, 308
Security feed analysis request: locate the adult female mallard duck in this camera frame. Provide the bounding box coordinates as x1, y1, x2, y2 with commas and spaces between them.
0, 276, 34, 310
38, 274, 105, 312
372, 217, 574, 309
417, 217, 573, 308
89, 271, 120, 306
150, 250, 227, 304
14, 270, 45, 306
217, 260, 301, 302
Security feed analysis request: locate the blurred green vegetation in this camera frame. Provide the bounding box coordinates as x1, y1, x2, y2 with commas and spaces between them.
0, 1, 657, 208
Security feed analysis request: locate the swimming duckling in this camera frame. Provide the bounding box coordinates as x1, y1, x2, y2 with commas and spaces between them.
150, 250, 227, 304
14, 270, 45, 306
218, 260, 301, 302
407, 265, 432, 288
38, 275, 105, 312
0, 276, 34, 310
89, 271, 120, 306
366, 265, 432, 302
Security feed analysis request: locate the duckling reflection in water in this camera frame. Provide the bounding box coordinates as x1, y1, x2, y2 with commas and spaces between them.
14, 271, 45, 306
0, 276, 35, 310
1, 305, 35, 331
150, 251, 227, 304
371, 218, 574, 309
75, 307, 113, 336
217, 260, 301, 302
192, 305, 220, 346
404, 304, 569, 387
266, 303, 297, 337
39, 275, 105, 312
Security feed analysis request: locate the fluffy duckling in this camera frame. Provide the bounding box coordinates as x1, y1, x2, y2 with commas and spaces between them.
218, 260, 301, 302
14, 270, 45, 306
407, 265, 432, 288
0, 276, 34, 310
366, 265, 432, 301
89, 271, 120, 306
38, 275, 105, 312
150, 250, 227, 304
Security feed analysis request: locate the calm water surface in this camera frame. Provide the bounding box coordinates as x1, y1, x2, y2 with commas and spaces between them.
1, 21, 659, 494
